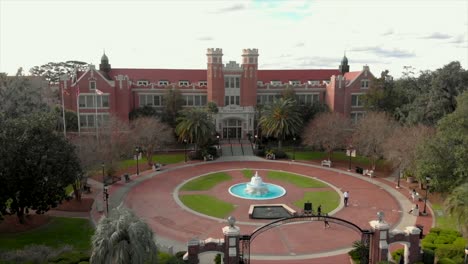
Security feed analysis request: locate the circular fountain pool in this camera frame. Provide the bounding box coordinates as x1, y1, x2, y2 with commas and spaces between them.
228, 171, 286, 200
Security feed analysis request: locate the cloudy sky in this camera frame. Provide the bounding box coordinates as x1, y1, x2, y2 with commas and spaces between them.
1, 0, 467, 78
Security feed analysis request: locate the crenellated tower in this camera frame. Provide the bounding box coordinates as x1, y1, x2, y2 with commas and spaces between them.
206, 48, 225, 106
241, 48, 259, 106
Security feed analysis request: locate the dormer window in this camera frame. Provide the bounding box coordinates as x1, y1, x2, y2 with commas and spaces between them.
179, 81, 190, 86
270, 80, 282, 86
158, 80, 169, 86
289, 80, 301, 86
89, 80, 96, 90
257, 81, 263, 86
198, 81, 208, 86
137, 80, 149, 86
361, 79, 369, 88
308, 80, 320, 86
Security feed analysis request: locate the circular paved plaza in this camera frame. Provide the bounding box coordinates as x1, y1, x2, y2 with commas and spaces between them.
113, 160, 415, 263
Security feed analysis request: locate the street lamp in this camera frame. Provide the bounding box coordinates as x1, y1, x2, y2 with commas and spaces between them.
217, 135, 220, 150
464, 247, 468, 264
422, 176, 431, 216
135, 147, 140, 176
292, 137, 296, 161
103, 186, 109, 215
183, 139, 188, 162
347, 146, 355, 172
101, 162, 105, 185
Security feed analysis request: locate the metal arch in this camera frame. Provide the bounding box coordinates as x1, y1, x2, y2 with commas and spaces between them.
249, 215, 366, 242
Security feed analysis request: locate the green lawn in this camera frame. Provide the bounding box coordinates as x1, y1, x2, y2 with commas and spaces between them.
286, 150, 387, 167
0, 217, 94, 251
119, 153, 185, 169
431, 203, 460, 230
180, 172, 232, 191
242, 169, 254, 179
267, 171, 328, 188
179, 195, 235, 218
293, 191, 340, 214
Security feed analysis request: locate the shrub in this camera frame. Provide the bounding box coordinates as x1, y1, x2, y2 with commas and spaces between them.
273, 149, 287, 159
422, 248, 435, 264
391, 248, 404, 263
437, 257, 456, 264
48, 251, 89, 263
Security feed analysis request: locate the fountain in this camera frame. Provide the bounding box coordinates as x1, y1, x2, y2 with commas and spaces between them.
245, 171, 269, 195
228, 171, 286, 200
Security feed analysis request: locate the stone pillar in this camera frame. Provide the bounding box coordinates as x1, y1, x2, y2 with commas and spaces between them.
369, 212, 390, 263
186, 238, 200, 264
222, 216, 241, 264
405, 226, 422, 263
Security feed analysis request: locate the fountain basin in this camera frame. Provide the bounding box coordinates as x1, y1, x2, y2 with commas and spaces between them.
229, 183, 286, 200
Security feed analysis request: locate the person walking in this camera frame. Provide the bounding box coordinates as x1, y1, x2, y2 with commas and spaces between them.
344, 191, 349, 207
317, 204, 322, 216
324, 213, 331, 229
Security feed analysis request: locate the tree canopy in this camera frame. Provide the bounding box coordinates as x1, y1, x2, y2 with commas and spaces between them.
175, 108, 215, 149
29, 61, 88, 83
0, 113, 82, 222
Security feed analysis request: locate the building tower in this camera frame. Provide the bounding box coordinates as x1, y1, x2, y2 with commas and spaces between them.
99, 51, 112, 80
206, 48, 225, 106
339, 53, 350, 74
240, 49, 259, 107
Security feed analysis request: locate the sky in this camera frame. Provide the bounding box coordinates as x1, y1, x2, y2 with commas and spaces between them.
1, 0, 467, 78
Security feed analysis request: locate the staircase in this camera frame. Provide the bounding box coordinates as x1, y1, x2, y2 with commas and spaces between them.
219, 139, 254, 157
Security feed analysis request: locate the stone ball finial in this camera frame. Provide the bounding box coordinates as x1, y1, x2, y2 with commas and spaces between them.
227, 216, 236, 227
377, 211, 385, 222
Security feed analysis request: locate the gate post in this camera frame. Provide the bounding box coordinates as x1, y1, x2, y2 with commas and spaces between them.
222, 216, 241, 264
369, 212, 390, 264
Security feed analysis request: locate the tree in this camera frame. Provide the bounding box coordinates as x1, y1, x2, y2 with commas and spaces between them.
175, 108, 215, 150
352, 112, 396, 170
175, 108, 214, 149
302, 112, 351, 160
162, 88, 184, 127
415, 91, 468, 193
444, 182, 468, 238
0, 69, 49, 119
206, 101, 219, 121
129, 105, 159, 121
29, 61, 88, 83
131, 117, 174, 166
383, 124, 433, 176
90, 205, 158, 264
0, 113, 82, 223
258, 98, 303, 149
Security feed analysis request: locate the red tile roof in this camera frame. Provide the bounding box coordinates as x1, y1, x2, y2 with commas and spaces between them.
109, 69, 207, 83
257, 69, 340, 83
344, 71, 361, 81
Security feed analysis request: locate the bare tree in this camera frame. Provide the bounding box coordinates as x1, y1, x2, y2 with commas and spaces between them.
131, 117, 174, 166
302, 112, 352, 161
98, 116, 132, 175
352, 112, 396, 170
69, 135, 99, 201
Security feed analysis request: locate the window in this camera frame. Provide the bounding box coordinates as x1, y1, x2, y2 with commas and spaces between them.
179, 81, 189, 86
270, 80, 282, 86
224, 96, 240, 105
79, 114, 109, 128
295, 94, 320, 105
182, 95, 207, 107
308, 80, 320, 86
350, 112, 365, 123
224, 76, 241, 88
79, 94, 110, 108
158, 80, 169, 86
289, 80, 301, 86
89, 81, 96, 90
351, 94, 365, 107
139, 94, 163, 107
137, 80, 149, 86
361, 79, 369, 89
198, 81, 207, 86
257, 81, 263, 86
256, 94, 281, 104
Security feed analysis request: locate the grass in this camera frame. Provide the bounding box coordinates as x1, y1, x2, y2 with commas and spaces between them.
293, 191, 340, 214
180, 172, 232, 191
119, 153, 185, 169
431, 203, 460, 230
242, 169, 254, 179
179, 195, 235, 218
286, 150, 387, 167
0, 217, 94, 251
266, 171, 328, 188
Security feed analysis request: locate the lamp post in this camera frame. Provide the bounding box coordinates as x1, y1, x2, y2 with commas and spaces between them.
217, 135, 220, 150
292, 137, 296, 161
101, 162, 105, 186
135, 147, 140, 176
422, 176, 431, 216
254, 134, 258, 148
464, 247, 468, 264
103, 186, 109, 215
183, 139, 188, 162
347, 146, 355, 172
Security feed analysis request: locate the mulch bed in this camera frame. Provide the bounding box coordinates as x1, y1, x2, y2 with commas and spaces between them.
54, 198, 94, 212
0, 214, 51, 234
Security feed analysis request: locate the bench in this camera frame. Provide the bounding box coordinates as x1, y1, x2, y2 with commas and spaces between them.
203, 154, 214, 161
153, 163, 162, 171
363, 169, 374, 178
321, 160, 332, 167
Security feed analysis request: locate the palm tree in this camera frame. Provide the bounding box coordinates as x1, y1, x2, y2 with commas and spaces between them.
90, 205, 158, 264
175, 108, 215, 150
444, 182, 468, 238
258, 98, 302, 149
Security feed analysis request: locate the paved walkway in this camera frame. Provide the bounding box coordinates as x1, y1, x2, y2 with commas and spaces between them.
88, 157, 434, 263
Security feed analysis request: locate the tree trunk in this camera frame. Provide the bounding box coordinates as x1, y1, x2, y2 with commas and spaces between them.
278, 140, 282, 150
146, 150, 152, 166
17, 207, 25, 224
72, 183, 82, 202
327, 150, 332, 161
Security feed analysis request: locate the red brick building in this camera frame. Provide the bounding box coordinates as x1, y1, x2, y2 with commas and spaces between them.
61, 48, 374, 139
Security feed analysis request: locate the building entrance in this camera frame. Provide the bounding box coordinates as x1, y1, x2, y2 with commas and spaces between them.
222, 119, 242, 139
